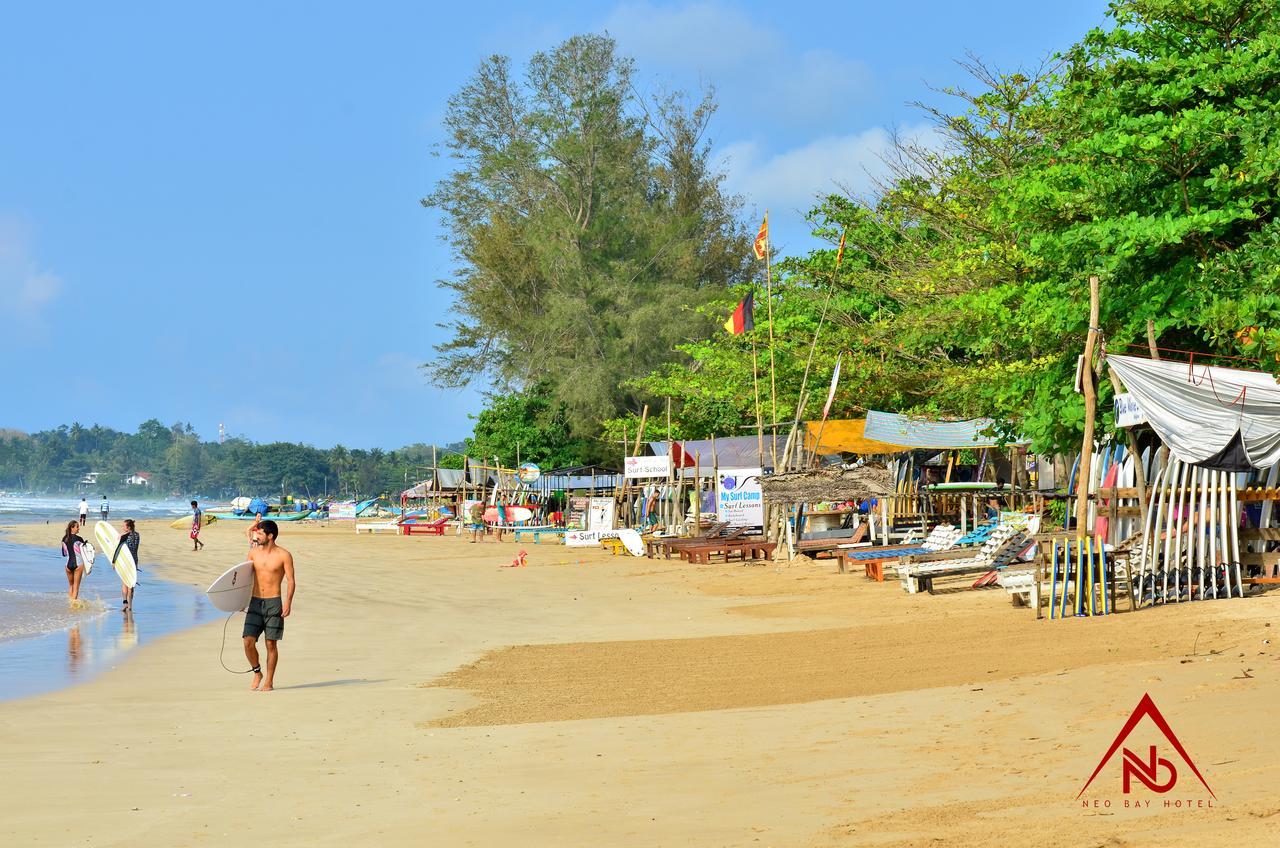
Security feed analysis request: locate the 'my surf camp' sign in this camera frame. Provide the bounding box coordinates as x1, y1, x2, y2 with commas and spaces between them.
716, 468, 763, 527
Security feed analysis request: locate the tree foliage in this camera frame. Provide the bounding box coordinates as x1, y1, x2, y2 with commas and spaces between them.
423, 34, 756, 438
617, 0, 1280, 455
452, 384, 593, 469
0, 421, 458, 498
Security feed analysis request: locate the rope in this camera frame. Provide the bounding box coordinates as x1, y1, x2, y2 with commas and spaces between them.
1109, 341, 1261, 365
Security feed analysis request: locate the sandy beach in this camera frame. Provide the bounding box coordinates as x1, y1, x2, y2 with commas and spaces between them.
2, 519, 1279, 846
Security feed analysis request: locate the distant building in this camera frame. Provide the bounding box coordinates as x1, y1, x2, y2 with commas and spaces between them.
80, 472, 99, 485
125, 472, 152, 487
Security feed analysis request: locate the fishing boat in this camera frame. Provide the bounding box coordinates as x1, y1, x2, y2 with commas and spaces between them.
206, 509, 313, 521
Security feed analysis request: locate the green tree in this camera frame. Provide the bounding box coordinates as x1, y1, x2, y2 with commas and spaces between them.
460, 384, 591, 468
423, 33, 755, 439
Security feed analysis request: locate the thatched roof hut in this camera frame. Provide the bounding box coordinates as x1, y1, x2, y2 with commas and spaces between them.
761, 464, 896, 504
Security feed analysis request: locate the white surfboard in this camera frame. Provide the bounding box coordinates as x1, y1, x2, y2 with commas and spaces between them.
1169, 461, 1187, 602
616, 528, 646, 557
205, 560, 255, 612
1229, 472, 1243, 596
94, 521, 137, 589
1192, 468, 1203, 602
77, 541, 96, 576
1146, 461, 1167, 607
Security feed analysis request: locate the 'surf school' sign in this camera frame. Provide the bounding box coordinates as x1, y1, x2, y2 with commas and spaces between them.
624, 455, 672, 478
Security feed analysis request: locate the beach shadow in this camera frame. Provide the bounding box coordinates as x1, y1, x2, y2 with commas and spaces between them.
275, 678, 388, 690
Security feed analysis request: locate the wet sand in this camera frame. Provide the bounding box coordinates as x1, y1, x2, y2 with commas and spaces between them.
1, 519, 1278, 846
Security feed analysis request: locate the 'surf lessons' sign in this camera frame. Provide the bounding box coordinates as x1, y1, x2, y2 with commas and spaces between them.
716, 468, 764, 527
624, 455, 671, 478
1114, 393, 1148, 428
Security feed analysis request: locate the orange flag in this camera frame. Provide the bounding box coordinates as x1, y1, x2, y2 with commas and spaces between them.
753, 213, 769, 260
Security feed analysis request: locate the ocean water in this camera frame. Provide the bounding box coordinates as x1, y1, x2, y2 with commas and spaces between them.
0, 493, 194, 524
0, 497, 221, 701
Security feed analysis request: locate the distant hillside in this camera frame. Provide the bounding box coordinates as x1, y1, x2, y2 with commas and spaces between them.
0, 420, 460, 498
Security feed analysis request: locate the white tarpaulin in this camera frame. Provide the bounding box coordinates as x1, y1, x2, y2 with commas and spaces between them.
1108, 354, 1280, 470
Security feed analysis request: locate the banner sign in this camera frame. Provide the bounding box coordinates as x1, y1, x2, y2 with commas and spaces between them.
567, 496, 589, 530
329, 502, 357, 520
566, 529, 622, 547
587, 497, 616, 531
624, 455, 671, 478
716, 467, 764, 527
1114, 393, 1148, 428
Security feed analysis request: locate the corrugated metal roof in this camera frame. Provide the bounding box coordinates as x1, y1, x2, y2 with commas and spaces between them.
649, 436, 779, 470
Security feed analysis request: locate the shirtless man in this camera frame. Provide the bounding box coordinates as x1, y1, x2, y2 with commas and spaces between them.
242, 519, 295, 692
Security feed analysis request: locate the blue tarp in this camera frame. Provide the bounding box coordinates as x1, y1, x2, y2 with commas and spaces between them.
863, 411, 1026, 449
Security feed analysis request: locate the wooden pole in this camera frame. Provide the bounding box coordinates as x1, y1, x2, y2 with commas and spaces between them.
751, 335, 765, 468
763, 211, 778, 469
694, 451, 701, 531
1146, 319, 1159, 358
629, 405, 649, 529
711, 435, 720, 523
1075, 275, 1102, 537
621, 421, 630, 528
666, 398, 674, 530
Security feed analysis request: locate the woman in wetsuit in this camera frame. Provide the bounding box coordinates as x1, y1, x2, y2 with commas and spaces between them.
113, 519, 141, 609
61, 520, 87, 601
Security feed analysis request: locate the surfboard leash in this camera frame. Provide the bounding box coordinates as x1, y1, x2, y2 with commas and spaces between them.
218, 610, 255, 674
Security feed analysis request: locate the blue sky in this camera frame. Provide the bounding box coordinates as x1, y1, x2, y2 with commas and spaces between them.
1, 1, 1109, 449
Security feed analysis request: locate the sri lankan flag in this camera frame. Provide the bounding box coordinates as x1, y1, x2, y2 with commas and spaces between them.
753, 213, 769, 260
724, 291, 755, 335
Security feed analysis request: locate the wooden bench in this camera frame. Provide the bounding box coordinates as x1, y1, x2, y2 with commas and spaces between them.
680, 540, 776, 564
650, 526, 742, 559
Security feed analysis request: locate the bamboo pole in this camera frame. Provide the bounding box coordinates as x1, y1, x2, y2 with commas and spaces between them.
711, 435, 720, 524
621, 421, 631, 528
694, 451, 701, 531
751, 335, 765, 468
670, 399, 680, 532
1075, 275, 1102, 537
763, 212, 778, 469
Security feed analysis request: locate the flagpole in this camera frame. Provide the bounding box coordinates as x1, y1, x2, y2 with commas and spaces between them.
793, 229, 846, 421
752, 331, 765, 469
763, 211, 778, 470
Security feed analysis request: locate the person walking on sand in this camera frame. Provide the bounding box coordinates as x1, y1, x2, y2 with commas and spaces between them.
112, 518, 141, 609
78, 497, 89, 526
242, 519, 295, 692
468, 501, 485, 543
61, 521, 87, 602
190, 500, 205, 551
100, 496, 109, 521
247, 512, 264, 548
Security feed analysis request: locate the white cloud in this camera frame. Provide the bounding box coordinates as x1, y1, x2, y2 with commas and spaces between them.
605, 1, 778, 73
719, 122, 939, 216
0, 215, 62, 328
605, 1, 871, 128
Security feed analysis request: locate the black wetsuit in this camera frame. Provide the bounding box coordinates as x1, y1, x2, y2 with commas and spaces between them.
63, 534, 86, 571
114, 531, 141, 574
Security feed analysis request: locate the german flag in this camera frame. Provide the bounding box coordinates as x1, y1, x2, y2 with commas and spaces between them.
724, 291, 754, 335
